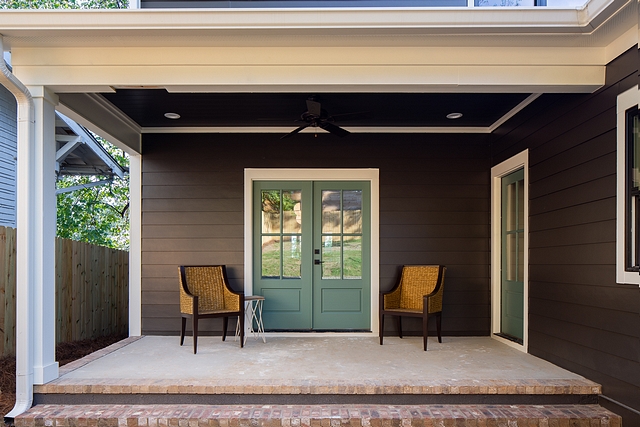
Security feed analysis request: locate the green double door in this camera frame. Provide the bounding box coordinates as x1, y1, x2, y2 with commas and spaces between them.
253, 181, 371, 331
500, 168, 525, 343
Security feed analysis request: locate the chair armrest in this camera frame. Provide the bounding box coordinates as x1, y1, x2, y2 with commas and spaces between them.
179, 266, 197, 315
422, 266, 445, 314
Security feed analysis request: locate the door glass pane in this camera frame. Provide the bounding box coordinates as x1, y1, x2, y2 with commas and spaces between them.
517, 180, 524, 229
283, 191, 302, 234
262, 236, 280, 278
517, 232, 524, 282
507, 233, 516, 281
343, 190, 363, 234
322, 190, 341, 234
343, 236, 362, 279
507, 183, 516, 231
633, 113, 640, 190
322, 235, 341, 279
283, 236, 302, 279
261, 190, 281, 234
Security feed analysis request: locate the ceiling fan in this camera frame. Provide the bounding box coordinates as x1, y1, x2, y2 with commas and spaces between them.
281, 97, 365, 139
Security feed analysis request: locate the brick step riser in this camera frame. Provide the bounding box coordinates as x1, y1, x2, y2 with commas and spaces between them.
14, 404, 622, 427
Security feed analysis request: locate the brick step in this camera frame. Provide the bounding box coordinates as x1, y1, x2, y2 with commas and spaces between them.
14, 404, 622, 427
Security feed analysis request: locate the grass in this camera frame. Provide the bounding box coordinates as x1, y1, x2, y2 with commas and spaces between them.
261, 237, 362, 279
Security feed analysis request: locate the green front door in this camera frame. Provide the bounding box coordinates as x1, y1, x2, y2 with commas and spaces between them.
253, 181, 370, 331
500, 169, 525, 343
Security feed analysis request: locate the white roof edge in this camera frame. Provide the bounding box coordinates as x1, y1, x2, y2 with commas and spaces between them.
0, 0, 625, 34
56, 111, 127, 178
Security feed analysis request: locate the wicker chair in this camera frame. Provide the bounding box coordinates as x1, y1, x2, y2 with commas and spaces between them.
379, 265, 446, 351
179, 265, 244, 353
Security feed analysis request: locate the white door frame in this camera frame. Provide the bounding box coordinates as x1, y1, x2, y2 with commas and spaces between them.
244, 168, 380, 336
490, 150, 529, 352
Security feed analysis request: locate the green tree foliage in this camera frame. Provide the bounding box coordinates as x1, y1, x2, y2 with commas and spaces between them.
0, 0, 127, 8
56, 140, 130, 250
262, 190, 296, 213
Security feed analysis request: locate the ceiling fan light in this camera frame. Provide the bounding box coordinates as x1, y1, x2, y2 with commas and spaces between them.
446, 112, 463, 120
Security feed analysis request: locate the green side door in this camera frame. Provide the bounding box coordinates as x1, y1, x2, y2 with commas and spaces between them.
253, 180, 370, 331
500, 168, 525, 342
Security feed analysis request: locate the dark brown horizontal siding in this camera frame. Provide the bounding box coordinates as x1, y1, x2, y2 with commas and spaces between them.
490, 46, 640, 421
142, 132, 491, 338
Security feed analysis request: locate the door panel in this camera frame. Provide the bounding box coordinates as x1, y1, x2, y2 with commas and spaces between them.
313, 182, 370, 330
501, 169, 524, 342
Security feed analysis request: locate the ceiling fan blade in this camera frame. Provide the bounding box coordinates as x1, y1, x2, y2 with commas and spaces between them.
306, 99, 322, 117
319, 121, 350, 137
281, 124, 310, 139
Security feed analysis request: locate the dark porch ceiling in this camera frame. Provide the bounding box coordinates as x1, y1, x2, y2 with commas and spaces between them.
100, 90, 531, 129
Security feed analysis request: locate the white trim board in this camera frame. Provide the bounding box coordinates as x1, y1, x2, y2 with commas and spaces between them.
616, 85, 640, 286
243, 168, 380, 335
490, 150, 529, 353
137, 94, 542, 136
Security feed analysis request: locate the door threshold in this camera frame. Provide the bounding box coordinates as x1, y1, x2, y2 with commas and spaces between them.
495, 333, 523, 345
263, 331, 374, 338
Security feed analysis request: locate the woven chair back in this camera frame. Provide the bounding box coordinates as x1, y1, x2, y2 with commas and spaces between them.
399, 265, 445, 312
179, 266, 239, 313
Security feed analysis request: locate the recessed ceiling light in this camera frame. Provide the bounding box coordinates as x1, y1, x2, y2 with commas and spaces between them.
446, 112, 463, 120
164, 112, 181, 120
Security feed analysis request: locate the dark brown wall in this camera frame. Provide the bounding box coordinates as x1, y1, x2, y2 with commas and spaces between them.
491, 47, 640, 421
141, 133, 491, 336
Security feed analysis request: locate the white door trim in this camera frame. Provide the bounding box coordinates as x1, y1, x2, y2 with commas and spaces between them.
244, 168, 380, 336
490, 150, 529, 352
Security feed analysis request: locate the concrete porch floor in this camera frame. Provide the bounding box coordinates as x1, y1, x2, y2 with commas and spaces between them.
34, 335, 600, 403
20, 335, 623, 427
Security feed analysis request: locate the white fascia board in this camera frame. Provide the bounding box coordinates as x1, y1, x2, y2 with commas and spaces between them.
14, 46, 607, 67
12, 64, 605, 93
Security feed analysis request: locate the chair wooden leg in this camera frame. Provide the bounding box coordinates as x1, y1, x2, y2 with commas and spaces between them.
379, 313, 385, 345
396, 316, 403, 339
436, 312, 442, 343
422, 314, 429, 351
222, 317, 229, 341
239, 313, 244, 348
180, 317, 186, 346
192, 316, 198, 354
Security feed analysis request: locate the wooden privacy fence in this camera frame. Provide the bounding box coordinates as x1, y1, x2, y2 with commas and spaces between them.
0, 226, 129, 356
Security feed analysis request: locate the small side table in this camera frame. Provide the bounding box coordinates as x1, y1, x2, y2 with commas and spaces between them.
235, 295, 266, 344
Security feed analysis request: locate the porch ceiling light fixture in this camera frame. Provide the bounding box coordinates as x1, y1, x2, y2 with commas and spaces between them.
446, 112, 463, 119
164, 112, 181, 119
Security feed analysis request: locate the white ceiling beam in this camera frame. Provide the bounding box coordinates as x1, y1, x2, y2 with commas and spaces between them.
13, 64, 605, 94
57, 93, 142, 155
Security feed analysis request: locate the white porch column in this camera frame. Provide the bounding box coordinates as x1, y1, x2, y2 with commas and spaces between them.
129, 153, 142, 336
25, 86, 59, 385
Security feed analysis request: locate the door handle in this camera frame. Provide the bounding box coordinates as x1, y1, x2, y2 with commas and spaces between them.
314, 259, 324, 265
